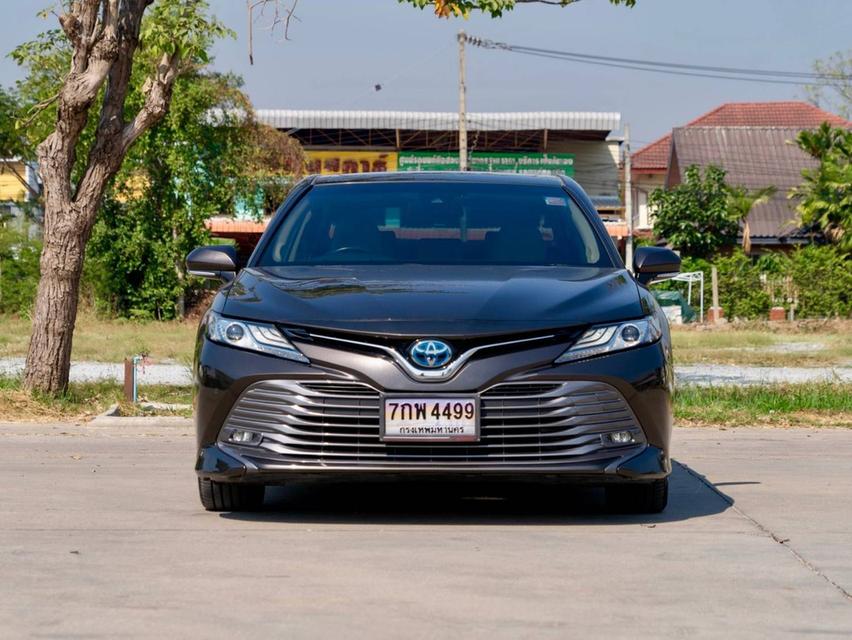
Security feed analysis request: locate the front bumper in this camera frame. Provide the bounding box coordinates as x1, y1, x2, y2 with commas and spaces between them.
194, 336, 673, 484
197, 441, 670, 484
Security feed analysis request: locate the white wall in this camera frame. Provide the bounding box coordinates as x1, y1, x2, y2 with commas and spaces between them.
547, 139, 620, 197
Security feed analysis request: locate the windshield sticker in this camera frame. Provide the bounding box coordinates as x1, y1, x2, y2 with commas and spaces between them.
544, 197, 567, 206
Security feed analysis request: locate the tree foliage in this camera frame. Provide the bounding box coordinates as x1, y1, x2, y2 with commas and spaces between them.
0, 226, 41, 315
0, 87, 25, 159
648, 165, 738, 259
401, 0, 635, 18
16, 0, 234, 394
85, 71, 304, 319
790, 123, 852, 253
659, 246, 852, 320
88, 73, 242, 319
727, 185, 776, 254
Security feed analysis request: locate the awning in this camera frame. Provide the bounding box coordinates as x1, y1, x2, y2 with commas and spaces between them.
256, 110, 621, 133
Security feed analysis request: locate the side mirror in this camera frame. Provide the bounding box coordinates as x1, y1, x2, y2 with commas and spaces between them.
633, 246, 681, 285
186, 245, 238, 282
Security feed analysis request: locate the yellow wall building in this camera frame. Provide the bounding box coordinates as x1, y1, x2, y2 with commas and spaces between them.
0, 160, 31, 202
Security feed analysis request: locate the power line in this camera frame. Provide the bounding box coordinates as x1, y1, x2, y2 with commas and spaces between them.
466, 36, 852, 86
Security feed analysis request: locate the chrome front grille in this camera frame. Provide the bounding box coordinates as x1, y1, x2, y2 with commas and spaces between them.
221, 380, 643, 469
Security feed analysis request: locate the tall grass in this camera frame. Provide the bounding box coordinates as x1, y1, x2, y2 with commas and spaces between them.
0, 377, 193, 421
675, 383, 852, 427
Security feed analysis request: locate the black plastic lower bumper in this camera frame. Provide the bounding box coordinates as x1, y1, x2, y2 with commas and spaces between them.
195, 442, 670, 485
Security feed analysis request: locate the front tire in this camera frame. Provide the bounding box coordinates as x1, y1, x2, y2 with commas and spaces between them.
605, 478, 668, 513
198, 478, 265, 511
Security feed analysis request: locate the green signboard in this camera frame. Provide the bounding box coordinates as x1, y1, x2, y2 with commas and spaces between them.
398, 151, 575, 176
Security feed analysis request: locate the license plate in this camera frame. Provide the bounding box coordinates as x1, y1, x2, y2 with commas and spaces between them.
381, 397, 479, 442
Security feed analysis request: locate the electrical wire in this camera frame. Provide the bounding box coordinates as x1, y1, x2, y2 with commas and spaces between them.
465, 36, 851, 86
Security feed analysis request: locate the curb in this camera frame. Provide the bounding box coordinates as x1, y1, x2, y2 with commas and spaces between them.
88, 415, 193, 428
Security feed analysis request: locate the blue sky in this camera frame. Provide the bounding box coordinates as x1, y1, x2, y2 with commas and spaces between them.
1, 0, 850, 146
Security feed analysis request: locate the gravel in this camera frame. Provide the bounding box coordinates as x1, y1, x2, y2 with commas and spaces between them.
0, 358, 193, 386
676, 364, 852, 385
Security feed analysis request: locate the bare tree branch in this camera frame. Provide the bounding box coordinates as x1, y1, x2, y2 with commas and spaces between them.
246, 0, 300, 65
121, 53, 181, 150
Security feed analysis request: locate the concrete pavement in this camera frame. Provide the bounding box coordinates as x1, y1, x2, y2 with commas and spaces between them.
0, 421, 850, 638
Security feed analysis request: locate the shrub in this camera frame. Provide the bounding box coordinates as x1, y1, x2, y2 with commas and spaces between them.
0, 226, 41, 315
648, 165, 738, 259
788, 245, 852, 317
663, 246, 851, 320
715, 251, 772, 319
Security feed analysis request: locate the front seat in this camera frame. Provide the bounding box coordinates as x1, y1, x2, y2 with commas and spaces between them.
486, 217, 546, 264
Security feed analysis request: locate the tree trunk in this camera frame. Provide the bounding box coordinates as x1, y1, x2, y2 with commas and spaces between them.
22, 1, 182, 394
23, 203, 92, 394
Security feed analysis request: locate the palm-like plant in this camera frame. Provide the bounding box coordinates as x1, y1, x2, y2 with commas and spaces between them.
790, 123, 852, 252
727, 185, 777, 254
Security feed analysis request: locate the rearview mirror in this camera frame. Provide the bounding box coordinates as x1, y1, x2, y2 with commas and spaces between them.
633, 246, 681, 286
186, 245, 238, 282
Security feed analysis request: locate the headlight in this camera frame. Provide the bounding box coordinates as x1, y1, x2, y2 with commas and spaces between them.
555, 317, 662, 364
206, 311, 309, 363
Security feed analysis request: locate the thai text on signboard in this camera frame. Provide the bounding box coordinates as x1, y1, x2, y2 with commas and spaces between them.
398, 151, 575, 176
306, 150, 398, 174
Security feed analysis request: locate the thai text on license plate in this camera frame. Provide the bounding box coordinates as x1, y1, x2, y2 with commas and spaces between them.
382, 397, 478, 442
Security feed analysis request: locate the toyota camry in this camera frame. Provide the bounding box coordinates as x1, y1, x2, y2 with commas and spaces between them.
187, 172, 680, 513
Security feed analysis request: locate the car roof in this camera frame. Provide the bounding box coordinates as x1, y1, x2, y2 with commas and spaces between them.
312, 171, 568, 188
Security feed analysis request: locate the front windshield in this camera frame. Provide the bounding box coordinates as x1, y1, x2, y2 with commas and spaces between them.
257, 181, 612, 267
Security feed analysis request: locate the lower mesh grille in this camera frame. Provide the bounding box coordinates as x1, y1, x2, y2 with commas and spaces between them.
221, 379, 643, 468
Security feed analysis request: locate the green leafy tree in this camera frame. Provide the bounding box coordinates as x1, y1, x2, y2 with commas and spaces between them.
727, 185, 777, 254
648, 165, 737, 259
788, 245, 852, 317
86, 72, 256, 319
402, 0, 635, 18
13, 0, 229, 394
15, 30, 305, 322
0, 226, 41, 314
790, 123, 852, 252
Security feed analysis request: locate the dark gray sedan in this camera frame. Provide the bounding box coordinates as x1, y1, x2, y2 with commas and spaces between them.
187, 172, 680, 513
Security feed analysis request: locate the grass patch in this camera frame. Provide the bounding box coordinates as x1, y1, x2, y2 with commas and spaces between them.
675, 382, 852, 427
671, 321, 852, 367
0, 312, 197, 364
0, 377, 193, 422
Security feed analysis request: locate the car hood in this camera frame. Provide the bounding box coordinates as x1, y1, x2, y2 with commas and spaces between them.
222, 265, 643, 337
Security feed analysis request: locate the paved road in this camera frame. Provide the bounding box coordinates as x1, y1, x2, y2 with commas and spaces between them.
1, 421, 850, 638
3, 357, 851, 387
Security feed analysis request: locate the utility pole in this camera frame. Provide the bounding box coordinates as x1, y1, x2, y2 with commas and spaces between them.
458, 30, 468, 171
624, 123, 634, 272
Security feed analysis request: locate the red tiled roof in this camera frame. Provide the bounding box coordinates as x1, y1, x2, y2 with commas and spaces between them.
632, 101, 851, 171
632, 134, 672, 172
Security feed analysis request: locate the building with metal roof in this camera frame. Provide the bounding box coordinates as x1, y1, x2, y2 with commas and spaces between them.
255, 109, 623, 207
256, 110, 620, 133
666, 126, 818, 245
630, 101, 850, 234
206, 109, 627, 254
